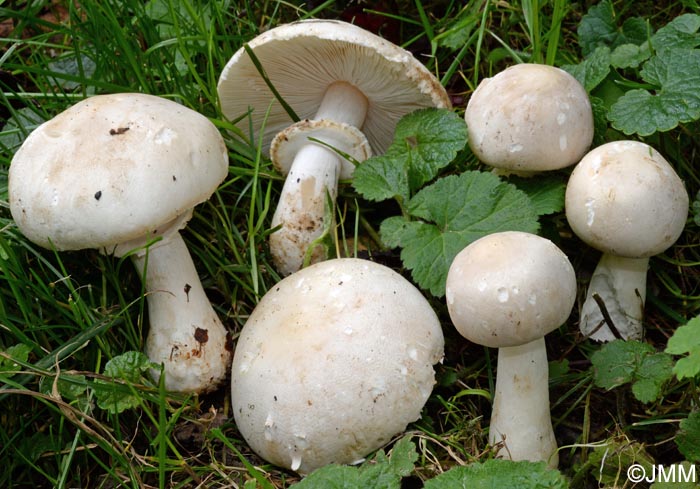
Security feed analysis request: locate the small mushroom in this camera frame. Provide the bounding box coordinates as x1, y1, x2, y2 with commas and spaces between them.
465, 63, 593, 173
565, 140, 689, 342
217, 19, 450, 276
445, 231, 577, 467
230, 258, 444, 474
9, 93, 231, 394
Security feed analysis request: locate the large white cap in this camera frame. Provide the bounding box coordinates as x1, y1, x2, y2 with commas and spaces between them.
9, 93, 228, 255
217, 19, 450, 159
230, 258, 444, 474
565, 140, 689, 258
465, 64, 593, 171
446, 231, 576, 348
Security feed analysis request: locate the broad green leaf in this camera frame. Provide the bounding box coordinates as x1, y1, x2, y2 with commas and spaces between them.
665, 315, 700, 380
94, 351, 155, 414
352, 154, 409, 203
608, 48, 700, 136
561, 46, 611, 92
650, 461, 698, 488
587, 437, 655, 487
293, 436, 417, 489
651, 13, 700, 51
352, 108, 466, 203
380, 171, 539, 297
692, 191, 700, 226
577, 0, 647, 56
0, 343, 32, 375
676, 411, 700, 462
39, 373, 88, 400
509, 176, 566, 216
423, 460, 568, 489
591, 340, 673, 403
610, 43, 651, 69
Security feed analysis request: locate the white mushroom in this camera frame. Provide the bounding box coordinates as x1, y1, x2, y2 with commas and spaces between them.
8, 93, 231, 394
217, 19, 450, 276
445, 231, 577, 467
565, 140, 689, 342
230, 258, 444, 474
465, 63, 593, 173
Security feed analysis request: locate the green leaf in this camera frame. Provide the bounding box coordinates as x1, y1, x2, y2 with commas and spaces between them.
650, 461, 698, 488
676, 411, 700, 462
665, 315, 700, 380
608, 48, 700, 136
610, 43, 651, 69
0, 343, 32, 375
591, 340, 673, 403
94, 351, 155, 414
352, 108, 467, 203
380, 171, 539, 297
692, 191, 700, 227
586, 437, 655, 487
423, 459, 568, 489
651, 13, 700, 51
577, 0, 647, 56
39, 373, 88, 400
561, 46, 611, 92
293, 436, 417, 489
509, 176, 566, 216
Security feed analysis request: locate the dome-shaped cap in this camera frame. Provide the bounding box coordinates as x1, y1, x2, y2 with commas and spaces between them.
217, 19, 450, 156
446, 231, 576, 348
465, 63, 593, 171
230, 257, 444, 474
565, 140, 689, 258
9, 93, 228, 253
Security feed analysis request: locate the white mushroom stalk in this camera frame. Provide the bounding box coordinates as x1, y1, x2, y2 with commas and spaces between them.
565, 141, 689, 342
217, 19, 451, 276
268, 82, 369, 275
490, 338, 558, 467
445, 231, 577, 468
8, 93, 231, 394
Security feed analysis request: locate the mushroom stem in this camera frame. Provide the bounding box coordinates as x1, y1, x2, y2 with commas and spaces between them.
579, 253, 648, 342
489, 337, 558, 468
131, 232, 231, 393
269, 82, 369, 275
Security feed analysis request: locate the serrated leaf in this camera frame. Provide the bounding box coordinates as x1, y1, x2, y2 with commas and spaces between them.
423, 459, 568, 489
94, 351, 155, 414
577, 0, 647, 56
591, 340, 673, 403
587, 436, 655, 487
351, 154, 409, 203
561, 46, 611, 92
665, 315, 700, 380
676, 411, 700, 462
381, 171, 539, 297
293, 436, 417, 489
608, 48, 700, 136
651, 13, 700, 51
610, 43, 651, 69
352, 108, 466, 203
509, 176, 566, 216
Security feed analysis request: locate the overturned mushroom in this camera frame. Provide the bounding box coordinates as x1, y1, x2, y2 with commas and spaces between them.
217, 19, 450, 275
230, 258, 444, 474
446, 231, 577, 467
565, 140, 689, 341
9, 93, 231, 394
465, 63, 593, 173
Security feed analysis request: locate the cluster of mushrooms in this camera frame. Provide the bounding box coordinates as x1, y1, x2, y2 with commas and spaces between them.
7, 19, 690, 475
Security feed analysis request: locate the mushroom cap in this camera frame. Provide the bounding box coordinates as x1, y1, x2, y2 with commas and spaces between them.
465, 63, 593, 171
270, 119, 372, 179
217, 19, 450, 157
9, 93, 228, 254
230, 258, 444, 474
445, 231, 576, 348
565, 140, 689, 258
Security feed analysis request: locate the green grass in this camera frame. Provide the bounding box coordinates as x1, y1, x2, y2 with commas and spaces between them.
1, 1, 699, 488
